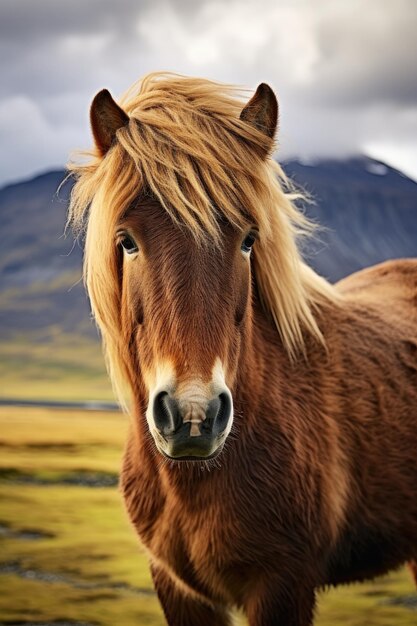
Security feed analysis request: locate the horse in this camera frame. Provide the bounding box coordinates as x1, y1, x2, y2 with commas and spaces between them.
68, 72, 417, 626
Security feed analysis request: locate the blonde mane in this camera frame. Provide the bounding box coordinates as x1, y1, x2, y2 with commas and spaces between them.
68, 72, 339, 396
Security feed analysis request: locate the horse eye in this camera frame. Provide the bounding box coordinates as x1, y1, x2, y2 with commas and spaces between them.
120, 235, 138, 254
241, 233, 256, 254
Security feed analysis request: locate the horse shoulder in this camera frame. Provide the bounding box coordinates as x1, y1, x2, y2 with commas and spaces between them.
318, 259, 417, 583
335, 258, 417, 321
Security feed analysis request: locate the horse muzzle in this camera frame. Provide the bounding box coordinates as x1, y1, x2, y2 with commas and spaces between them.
150, 388, 233, 460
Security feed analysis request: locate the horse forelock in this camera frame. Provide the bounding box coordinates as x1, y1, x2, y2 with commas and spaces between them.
67, 72, 340, 400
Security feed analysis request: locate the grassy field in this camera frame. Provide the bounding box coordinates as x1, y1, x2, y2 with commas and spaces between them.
0, 331, 112, 402
0, 267, 114, 403
0, 406, 416, 625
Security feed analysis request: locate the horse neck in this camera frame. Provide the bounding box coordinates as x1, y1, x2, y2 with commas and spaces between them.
233, 292, 289, 424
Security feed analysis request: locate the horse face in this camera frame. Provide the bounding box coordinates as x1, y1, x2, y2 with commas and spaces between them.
117, 198, 255, 461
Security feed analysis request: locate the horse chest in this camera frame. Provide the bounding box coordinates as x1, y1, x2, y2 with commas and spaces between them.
144, 496, 241, 600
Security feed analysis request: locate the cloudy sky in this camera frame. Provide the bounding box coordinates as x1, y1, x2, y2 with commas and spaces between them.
1, 0, 417, 186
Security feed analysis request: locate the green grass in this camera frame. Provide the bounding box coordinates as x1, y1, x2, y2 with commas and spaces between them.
0, 406, 164, 625
0, 406, 416, 625
0, 406, 125, 475
0, 269, 114, 402
0, 331, 113, 402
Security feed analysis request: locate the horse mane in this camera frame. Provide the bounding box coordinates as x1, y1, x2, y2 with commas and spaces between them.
67, 72, 339, 396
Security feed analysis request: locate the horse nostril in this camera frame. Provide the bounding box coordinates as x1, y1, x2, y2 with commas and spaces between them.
215, 392, 232, 433
202, 392, 232, 436
153, 391, 179, 435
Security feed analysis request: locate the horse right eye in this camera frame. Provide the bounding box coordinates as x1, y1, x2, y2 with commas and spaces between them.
120, 235, 138, 254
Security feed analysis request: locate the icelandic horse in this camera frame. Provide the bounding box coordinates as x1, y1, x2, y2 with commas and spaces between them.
68, 73, 417, 625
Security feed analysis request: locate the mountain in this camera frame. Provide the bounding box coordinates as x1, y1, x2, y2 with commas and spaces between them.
284, 157, 417, 281
0, 170, 90, 338
0, 170, 105, 401
1, 156, 417, 341
0, 157, 416, 400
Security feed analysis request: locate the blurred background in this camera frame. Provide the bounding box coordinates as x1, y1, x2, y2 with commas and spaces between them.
0, 1, 416, 625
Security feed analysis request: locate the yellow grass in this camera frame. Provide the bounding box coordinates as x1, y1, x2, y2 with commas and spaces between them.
0, 406, 126, 474
0, 332, 113, 402
0, 406, 416, 625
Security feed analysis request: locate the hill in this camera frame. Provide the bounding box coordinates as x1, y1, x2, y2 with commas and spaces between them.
0, 170, 90, 337
0, 171, 105, 401
284, 157, 417, 281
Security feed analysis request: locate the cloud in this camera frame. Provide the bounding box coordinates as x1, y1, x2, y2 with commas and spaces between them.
0, 96, 86, 184
0, 0, 142, 43
0, 0, 416, 185
307, 0, 417, 106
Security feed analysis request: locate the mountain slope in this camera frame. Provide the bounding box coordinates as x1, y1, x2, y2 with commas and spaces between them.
284, 157, 417, 281
1, 157, 416, 340
0, 170, 91, 337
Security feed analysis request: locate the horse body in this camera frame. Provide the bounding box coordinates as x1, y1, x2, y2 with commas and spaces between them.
119, 258, 417, 623
69, 73, 417, 625
327, 260, 417, 584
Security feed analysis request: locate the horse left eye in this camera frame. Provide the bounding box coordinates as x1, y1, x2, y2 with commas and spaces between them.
241, 233, 256, 253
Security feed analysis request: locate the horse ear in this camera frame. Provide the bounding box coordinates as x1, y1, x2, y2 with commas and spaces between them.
90, 89, 129, 156
240, 83, 278, 154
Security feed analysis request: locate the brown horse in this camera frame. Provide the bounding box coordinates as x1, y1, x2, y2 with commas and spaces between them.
68, 73, 417, 626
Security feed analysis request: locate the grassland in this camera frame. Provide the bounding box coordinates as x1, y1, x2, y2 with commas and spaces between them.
0, 406, 416, 625
0, 331, 112, 402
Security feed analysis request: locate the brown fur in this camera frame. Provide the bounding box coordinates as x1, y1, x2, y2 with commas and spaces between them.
69, 73, 417, 625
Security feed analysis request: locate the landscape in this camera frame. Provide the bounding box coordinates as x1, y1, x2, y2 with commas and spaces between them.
1, 156, 417, 625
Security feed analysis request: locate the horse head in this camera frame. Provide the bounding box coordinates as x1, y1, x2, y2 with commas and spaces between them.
69, 74, 329, 461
